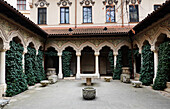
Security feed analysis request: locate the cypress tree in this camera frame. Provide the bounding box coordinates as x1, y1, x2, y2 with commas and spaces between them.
153, 41, 170, 90
139, 44, 154, 86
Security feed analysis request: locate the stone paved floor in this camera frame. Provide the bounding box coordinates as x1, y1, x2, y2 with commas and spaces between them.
4, 79, 170, 109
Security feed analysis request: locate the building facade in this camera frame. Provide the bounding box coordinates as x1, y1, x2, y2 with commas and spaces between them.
0, 0, 169, 97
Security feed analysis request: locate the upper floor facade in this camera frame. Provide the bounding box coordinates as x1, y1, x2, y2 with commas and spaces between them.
29, 0, 166, 28
5, 0, 166, 28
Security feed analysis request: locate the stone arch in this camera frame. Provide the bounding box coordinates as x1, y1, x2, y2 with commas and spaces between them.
26, 38, 37, 48
140, 35, 152, 48
0, 38, 4, 50
0, 26, 7, 43
97, 41, 115, 52
152, 27, 170, 46
45, 43, 59, 52
60, 42, 78, 52
79, 42, 97, 52
8, 31, 26, 47
115, 41, 131, 52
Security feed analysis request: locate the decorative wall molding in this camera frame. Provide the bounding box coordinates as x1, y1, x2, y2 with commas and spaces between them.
103, 0, 118, 5
126, 0, 142, 4
80, 0, 95, 6
57, 0, 72, 6
35, 0, 50, 7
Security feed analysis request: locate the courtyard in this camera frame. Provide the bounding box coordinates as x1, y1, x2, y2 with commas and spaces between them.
3, 79, 170, 109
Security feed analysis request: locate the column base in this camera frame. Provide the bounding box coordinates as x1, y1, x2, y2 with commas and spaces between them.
58, 73, 63, 79
76, 74, 80, 79
0, 84, 7, 97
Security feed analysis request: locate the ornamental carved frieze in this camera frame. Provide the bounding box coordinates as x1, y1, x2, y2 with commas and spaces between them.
35, 0, 50, 7
80, 0, 95, 6
57, 0, 72, 6
103, 0, 118, 5
126, 0, 142, 4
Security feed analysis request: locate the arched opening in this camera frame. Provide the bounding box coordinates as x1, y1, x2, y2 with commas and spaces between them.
45, 47, 59, 75
133, 45, 141, 72
121, 46, 130, 67
81, 46, 95, 74
156, 34, 170, 82
133, 44, 141, 80
62, 47, 76, 77
5, 37, 28, 96
99, 46, 113, 76
0, 38, 3, 50
140, 40, 154, 86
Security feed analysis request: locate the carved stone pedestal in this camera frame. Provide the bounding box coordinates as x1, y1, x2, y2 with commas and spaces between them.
82, 87, 96, 100
120, 67, 131, 83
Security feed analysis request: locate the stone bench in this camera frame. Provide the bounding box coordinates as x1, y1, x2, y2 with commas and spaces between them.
131, 81, 142, 88
40, 80, 50, 87
104, 77, 112, 82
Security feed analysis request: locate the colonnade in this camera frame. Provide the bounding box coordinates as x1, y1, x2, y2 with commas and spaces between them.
57, 51, 119, 79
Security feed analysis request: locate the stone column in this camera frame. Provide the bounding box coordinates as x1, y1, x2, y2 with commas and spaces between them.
153, 50, 158, 83
22, 53, 25, 72
95, 52, 100, 78
0, 50, 7, 96
58, 53, 63, 79
76, 52, 81, 79
133, 59, 136, 78
113, 52, 118, 69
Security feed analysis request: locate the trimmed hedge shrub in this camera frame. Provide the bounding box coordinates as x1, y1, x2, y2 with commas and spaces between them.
153, 41, 170, 90
139, 44, 154, 86
62, 51, 72, 77
25, 47, 37, 86
108, 51, 114, 75
6, 41, 28, 97
113, 50, 123, 79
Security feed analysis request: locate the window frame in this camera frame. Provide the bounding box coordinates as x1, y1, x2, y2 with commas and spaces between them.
106, 6, 116, 23
129, 5, 139, 23
154, 5, 161, 10
83, 6, 92, 23
60, 7, 70, 24
17, 0, 26, 10
38, 8, 47, 25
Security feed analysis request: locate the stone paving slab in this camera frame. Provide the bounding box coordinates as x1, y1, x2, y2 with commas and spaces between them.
3, 79, 170, 109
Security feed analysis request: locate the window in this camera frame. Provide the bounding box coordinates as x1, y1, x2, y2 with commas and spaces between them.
83, 7, 92, 23
129, 5, 139, 22
154, 5, 161, 10
60, 7, 69, 24
38, 8, 47, 24
17, 0, 26, 10
106, 6, 115, 22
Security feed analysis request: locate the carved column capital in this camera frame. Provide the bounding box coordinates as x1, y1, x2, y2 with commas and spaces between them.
113, 52, 118, 56
76, 52, 81, 56
94, 52, 100, 56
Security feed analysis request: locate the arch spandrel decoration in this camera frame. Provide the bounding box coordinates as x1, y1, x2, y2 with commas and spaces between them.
79, 42, 97, 52
60, 42, 78, 52
8, 31, 27, 48
45, 43, 60, 52
97, 41, 115, 52
115, 41, 131, 52
57, 0, 72, 6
